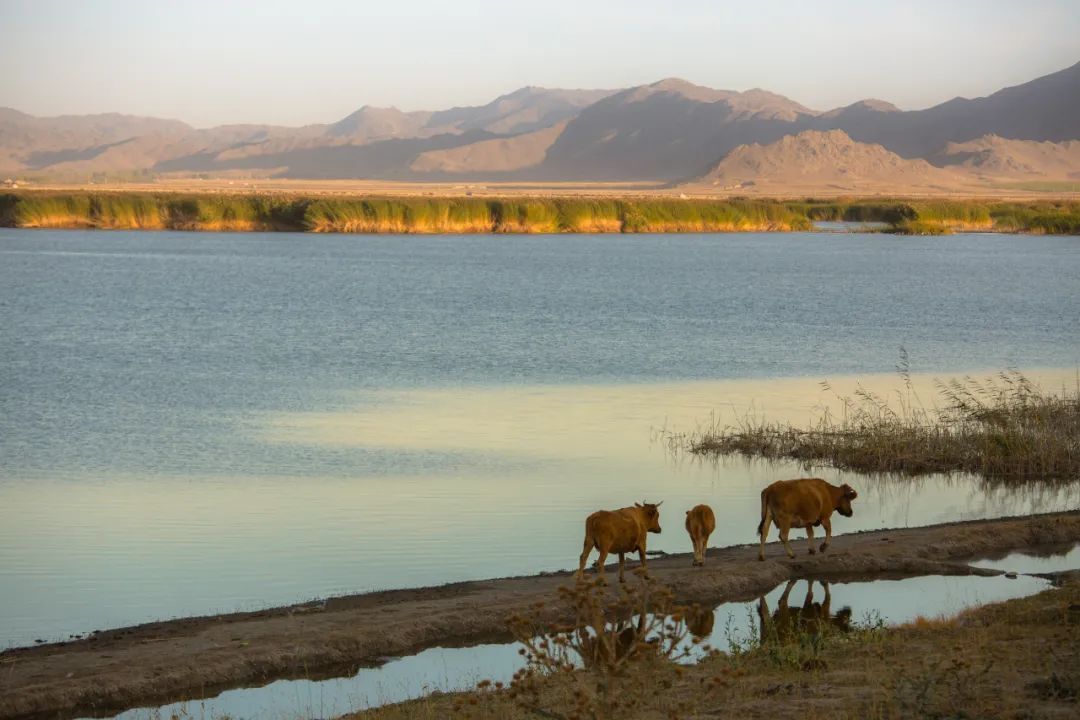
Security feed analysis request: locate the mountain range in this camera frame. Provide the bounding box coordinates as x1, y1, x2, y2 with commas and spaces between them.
3, 61, 1079, 189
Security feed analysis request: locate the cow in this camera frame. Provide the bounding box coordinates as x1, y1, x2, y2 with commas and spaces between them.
757, 478, 857, 561
685, 504, 716, 567
577, 501, 662, 581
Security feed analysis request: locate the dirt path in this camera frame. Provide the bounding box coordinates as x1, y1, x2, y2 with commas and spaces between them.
3, 511, 1079, 720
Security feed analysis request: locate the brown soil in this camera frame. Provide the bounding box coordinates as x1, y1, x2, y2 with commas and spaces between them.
2, 511, 1080, 720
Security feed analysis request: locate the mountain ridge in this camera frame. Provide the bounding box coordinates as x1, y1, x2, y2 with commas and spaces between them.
3, 61, 1078, 187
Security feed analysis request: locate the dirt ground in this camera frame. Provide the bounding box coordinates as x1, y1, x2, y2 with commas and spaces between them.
2, 511, 1079, 720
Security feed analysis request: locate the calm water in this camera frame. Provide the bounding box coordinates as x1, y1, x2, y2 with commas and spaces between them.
2, 229, 1079, 648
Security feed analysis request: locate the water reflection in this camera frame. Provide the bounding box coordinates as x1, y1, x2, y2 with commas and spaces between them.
756, 580, 853, 645
98, 572, 1057, 720
970, 543, 1080, 575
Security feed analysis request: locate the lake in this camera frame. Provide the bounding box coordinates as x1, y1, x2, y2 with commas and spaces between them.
1, 229, 1078, 648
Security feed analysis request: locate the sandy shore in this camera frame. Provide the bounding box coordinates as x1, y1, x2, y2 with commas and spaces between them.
3, 510, 1080, 720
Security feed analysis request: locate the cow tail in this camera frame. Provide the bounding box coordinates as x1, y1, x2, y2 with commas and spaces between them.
756, 489, 767, 536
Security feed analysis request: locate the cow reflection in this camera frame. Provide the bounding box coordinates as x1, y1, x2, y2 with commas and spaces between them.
574, 605, 716, 669
757, 580, 852, 644
686, 605, 715, 639
575, 613, 649, 670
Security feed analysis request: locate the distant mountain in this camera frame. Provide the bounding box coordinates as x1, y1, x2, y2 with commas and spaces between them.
533, 79, 820, 181
819, 61, 1080, 158
690, 129, 959, 190
936, 134, 1080, 178
2, 61, 1079, 187
426, 87, 615, 135
325, 106, 432, 143
0, 109, 192, 174
318, 87, 612, 147
409, 121, 568, 175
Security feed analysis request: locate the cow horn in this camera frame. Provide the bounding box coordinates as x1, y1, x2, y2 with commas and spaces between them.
656, 500, 664, 507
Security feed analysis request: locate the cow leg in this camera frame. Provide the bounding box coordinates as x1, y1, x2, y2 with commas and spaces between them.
806, 524, 817, 555
638, 547, 649, 578
618, 552, 626, 583
819, 515, 833, 554
779, 522, 795, 559
779, 578, 797, 606
578, 538, 593, 579
757, 595, 771, 643
596, 548, 609, 579
758, 511, 772, 561
696, 538, 705, 566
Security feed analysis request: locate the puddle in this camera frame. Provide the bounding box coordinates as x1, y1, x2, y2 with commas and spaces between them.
969, 543, 1080, 575
86, 643, 523, 720
91, 572, 1054, 720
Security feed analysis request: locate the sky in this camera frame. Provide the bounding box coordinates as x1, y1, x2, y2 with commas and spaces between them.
2, 0, 1079, 128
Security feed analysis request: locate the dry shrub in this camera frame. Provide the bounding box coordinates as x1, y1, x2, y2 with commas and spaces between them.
453, 571, 720, 720
688, 360, 1080, 484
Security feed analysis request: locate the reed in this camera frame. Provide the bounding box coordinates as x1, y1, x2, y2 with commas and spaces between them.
3, 192, 1079, 234
10, 194, 95, 228
688, 368, 1080, 483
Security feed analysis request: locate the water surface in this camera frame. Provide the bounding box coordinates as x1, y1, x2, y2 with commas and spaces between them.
2, 229, 1078, 647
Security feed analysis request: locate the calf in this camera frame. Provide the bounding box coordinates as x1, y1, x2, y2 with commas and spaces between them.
757, 478, 857, 561
577, 501, 662, 581
684, 504, 715, 567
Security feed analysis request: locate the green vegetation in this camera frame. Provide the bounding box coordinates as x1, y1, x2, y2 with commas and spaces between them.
687, 369, 1080, 483
2, 191, 1080, 234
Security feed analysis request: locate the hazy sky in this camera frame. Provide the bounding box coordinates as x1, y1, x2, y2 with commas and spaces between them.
2, 0, 1078, 128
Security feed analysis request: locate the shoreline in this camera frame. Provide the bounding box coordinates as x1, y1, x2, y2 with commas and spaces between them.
3, 510, 1080, 720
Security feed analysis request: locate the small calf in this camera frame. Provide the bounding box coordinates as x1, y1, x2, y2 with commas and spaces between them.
685, 504, 715, 567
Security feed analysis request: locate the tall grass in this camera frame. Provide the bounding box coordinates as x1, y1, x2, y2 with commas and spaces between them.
689, 369, 1080, 483
3, 192, 1079, 234
11, 194, 95, 228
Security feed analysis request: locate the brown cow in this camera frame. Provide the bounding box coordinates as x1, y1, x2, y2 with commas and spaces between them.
577, 501, 662, 581
757, 478, 857, 561
685, 504, 716, 567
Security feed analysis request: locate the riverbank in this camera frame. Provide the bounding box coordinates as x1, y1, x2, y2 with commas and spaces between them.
3, 511, 1079, 720
2, 191, 1079, 233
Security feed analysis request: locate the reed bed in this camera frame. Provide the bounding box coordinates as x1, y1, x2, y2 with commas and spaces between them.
3, 192, 1079, 234
689, 370, 1080, 483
